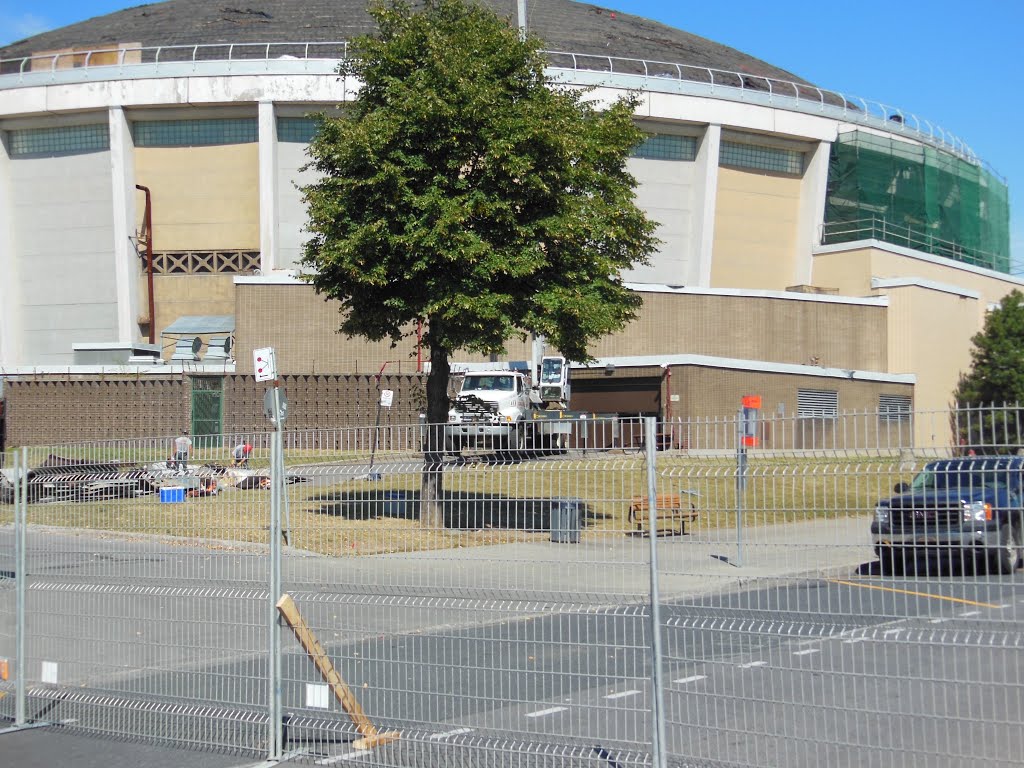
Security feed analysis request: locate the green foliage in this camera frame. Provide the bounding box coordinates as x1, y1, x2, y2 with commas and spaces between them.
300, 0, 658, 368
952, 289, 1024, 451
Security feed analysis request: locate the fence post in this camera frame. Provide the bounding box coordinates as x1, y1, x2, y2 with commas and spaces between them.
267, 390, 285, 760
736, 410, 745, 567
14, 448, 27, 726
644, 416, 667, 768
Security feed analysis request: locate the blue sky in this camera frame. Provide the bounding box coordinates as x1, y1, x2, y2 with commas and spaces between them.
1, 0, 1020, 268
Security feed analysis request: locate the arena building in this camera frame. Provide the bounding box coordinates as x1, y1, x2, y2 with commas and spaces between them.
0, 0, 1014, 448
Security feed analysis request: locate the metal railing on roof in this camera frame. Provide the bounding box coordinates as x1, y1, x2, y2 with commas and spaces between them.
820, 216, 1009, 273
0, 40, 998, 178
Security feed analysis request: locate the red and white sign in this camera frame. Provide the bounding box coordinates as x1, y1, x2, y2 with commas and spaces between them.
254, 347, 277, 382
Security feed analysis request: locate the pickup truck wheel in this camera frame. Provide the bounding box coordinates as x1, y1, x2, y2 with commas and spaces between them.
878, 547, 901, 575
986, 522, 1020, 574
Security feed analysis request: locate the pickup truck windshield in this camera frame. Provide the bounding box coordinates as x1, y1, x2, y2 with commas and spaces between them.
910, 467, 1014, 492
462, 375, 515, 392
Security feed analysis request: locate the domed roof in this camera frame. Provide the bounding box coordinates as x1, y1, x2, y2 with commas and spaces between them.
0, 0, 810, 86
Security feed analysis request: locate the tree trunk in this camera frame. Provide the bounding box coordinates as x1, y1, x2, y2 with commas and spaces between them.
420, 341, 450, 528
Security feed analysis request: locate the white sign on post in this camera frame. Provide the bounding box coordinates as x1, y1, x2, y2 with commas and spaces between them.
254, 347, 277, 382
380, 389, 394, 408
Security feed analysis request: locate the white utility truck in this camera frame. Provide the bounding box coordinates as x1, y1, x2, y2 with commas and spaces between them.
445, 356, 579, 454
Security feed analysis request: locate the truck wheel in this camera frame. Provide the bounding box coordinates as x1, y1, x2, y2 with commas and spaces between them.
505, 426, 524, 456
986, 522, 1020, 574
878, 547, 898, 575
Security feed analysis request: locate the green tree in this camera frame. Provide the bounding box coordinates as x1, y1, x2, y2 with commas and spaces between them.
952, 289, 1024, 452
301, 0, 658, 524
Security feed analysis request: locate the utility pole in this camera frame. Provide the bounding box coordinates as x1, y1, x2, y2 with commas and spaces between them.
517, 0, 527, 39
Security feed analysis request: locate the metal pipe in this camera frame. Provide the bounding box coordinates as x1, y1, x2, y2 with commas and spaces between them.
135, 185, 156, 344
416, 320, 423, 373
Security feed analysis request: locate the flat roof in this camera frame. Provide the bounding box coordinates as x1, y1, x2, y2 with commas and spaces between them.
161, 315, 235, 335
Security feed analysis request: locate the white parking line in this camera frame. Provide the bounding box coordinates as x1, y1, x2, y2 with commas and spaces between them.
792, 649, 820, 656
525, 706, 568, 718
738, 661, 767, 668
604, 690, 641, 700
672, 675, 707, 684
316, 751, 368, 765
958, 610, 981, 617
929, 618, 948, 624
429, 728, 474, 740
883, 629, 902, 636
842, 638, 868, 644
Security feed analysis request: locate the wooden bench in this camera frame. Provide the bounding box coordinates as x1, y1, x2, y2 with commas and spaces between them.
628, 492, 699, 536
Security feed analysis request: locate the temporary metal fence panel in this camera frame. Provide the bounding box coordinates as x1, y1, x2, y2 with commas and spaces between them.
0, 438, 273, 754
0, 406, 1021, 767
273, 418, 658, 766
655, 454, 1023, 768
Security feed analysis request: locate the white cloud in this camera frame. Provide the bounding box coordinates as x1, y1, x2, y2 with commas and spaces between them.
0, 13, 53, 46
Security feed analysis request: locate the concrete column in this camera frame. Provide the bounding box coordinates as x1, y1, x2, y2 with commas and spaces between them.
109, 106, 139, 342
258, 100, 279, 273
0, 134, 19, 367
692, 124, 721, 288
797, 140, 832, 286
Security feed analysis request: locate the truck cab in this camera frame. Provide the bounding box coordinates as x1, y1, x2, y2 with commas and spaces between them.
445, 370, 534, 452
871, 456, 1024, 573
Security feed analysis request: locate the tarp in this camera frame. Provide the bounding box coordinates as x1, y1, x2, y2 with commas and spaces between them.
824, 131, 1010, 273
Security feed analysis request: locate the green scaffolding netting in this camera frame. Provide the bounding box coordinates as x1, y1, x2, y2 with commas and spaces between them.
824, 131, 1010, 273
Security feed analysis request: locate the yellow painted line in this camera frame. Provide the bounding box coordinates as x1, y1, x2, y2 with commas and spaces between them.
828, 579, 1003, 609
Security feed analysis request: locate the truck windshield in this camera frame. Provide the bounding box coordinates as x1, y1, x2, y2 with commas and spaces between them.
462, 375, 514, 392
911, 466, 1014, 492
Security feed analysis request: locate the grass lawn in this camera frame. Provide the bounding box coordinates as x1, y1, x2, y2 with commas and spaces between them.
1, 450, 916, 555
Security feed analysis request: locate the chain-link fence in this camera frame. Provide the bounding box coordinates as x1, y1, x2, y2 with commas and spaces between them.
1, 408, 1022, 766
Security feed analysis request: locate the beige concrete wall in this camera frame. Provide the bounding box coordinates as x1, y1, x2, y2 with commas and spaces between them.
710, 167, 802, 290
234, 284, 888, 375
880, 285, 978, 424
813, 246, 1023, 312
135, 144, 259, 251
812, 244, 1024, 423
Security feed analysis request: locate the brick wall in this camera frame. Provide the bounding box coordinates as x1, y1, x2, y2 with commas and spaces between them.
223, 373, 427, 432
3, 373, 428, 447
4, 376, 190, 446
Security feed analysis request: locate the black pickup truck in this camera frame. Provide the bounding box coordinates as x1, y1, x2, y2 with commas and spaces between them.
871, 456, 1024, 573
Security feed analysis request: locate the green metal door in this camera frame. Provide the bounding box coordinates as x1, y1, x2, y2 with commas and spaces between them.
191, 376, 224, 438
